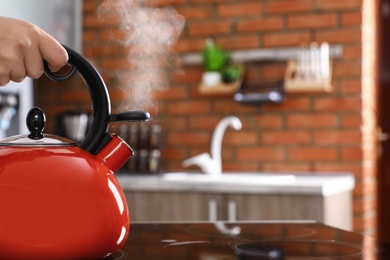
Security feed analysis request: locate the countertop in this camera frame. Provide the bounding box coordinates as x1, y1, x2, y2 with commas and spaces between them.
106, 221, 389, 259
116, 172, 355, 196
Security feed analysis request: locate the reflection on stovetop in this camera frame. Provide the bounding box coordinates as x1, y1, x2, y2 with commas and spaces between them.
186, 222, 315, 239
108, 222, 390, 259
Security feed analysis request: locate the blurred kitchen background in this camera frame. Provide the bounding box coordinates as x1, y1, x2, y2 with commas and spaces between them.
1, 0, 389, 242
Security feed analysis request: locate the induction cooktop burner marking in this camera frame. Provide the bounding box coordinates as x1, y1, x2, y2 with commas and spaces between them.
233, 239, 363, 258
104, 250, 128, 260
161, 239, 177, 243
163, 240, 211, 247
164, 241, 211, 247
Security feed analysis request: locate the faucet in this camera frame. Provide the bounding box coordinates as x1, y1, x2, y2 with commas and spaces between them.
182, 116, 242, 176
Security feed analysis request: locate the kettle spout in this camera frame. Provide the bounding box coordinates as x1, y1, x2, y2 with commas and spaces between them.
96, 135, 133, 173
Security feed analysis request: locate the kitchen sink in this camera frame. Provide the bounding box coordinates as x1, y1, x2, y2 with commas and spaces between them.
160, 172, 297, 185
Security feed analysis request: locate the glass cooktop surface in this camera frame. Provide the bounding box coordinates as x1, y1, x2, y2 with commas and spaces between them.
105, 222, 390, 259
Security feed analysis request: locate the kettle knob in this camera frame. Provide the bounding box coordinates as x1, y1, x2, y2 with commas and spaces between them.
26, 107, 45, 140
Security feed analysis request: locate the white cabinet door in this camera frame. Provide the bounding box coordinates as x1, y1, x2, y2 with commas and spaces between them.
225, 194, 323, 221
125, 191, 223, 222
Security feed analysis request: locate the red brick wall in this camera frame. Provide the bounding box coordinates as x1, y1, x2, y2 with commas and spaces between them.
36, 0, 377, 236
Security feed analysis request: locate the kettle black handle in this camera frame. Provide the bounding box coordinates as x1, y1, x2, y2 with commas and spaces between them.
44, 45, 149, 154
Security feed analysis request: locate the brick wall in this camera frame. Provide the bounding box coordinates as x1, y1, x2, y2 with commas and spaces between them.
35, 0, 377, 236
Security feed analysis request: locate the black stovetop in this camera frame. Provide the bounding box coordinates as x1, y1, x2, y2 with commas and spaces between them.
106, 221, 390, 259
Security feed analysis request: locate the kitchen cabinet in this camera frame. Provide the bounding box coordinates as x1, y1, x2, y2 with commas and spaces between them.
119, 173, 354, 230
124, 190, 352, 230
225, 191, 352, 229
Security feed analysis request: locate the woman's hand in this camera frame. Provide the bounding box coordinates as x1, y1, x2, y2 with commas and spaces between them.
0, 16, 68, 86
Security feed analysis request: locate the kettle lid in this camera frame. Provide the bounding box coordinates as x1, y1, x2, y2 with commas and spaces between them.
0, 107, 76, 147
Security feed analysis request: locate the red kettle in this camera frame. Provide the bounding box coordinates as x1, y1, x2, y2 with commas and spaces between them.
0, 46, 150, 259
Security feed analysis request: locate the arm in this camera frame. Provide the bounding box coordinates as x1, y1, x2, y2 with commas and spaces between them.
0, 16, 68, 86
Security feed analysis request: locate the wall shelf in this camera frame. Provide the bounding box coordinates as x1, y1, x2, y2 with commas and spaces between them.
199, 77, 243, 95
182, 45, 343, 65
199, 64, 244, 95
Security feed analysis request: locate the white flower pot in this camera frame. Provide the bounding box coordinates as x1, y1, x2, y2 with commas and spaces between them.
202, 72, 222, 87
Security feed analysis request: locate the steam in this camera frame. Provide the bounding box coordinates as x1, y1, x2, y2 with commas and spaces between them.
98, 0, 185, 111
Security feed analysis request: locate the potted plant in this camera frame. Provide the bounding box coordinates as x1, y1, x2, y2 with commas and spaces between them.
222, 64, 243, 83
202, 38, 229, 87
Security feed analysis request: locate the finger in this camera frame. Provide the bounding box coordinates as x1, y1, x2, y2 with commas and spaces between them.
24, 46, 44, 79
0, 63, 11, 86
0, 74, 10, 86
38, 31, 68, 72
10, 61, 27, 82
10, 71, 26, 83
